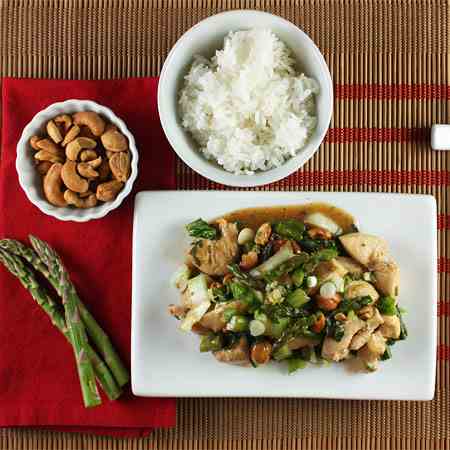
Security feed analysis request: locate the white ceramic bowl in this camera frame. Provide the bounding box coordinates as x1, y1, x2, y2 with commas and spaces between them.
16, 99, 139, 222
158, 10, 333, 187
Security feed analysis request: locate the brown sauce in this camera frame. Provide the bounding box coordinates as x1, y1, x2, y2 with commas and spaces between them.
221, 202, 355, 233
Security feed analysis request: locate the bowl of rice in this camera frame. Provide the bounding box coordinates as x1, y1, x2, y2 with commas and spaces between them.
158, 10, 333, 187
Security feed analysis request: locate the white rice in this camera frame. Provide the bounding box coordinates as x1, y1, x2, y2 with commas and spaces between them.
179, 28, 320, 175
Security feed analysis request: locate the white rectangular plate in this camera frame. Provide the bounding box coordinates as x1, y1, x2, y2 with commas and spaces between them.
132, 191, 437, 400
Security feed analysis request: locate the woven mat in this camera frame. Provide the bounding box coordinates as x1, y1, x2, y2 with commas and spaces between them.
0, 0, 449, 449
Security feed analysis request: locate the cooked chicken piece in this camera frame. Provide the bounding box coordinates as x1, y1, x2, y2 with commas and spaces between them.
357, 331, 386, 371
335, 256, 364, 275
188, 219, 239, 276
322, 316, 365, 361
339, 233, 389, 267
287, 336, 320, 350
371, 260, 400, 297
314, 258, 348, 281
168, 304, 188, 318
345, 280, 380, 302
214, 336, 250, 366
199, 300, 247, 332
379, 314, 401, 339
350, 308, 384, 350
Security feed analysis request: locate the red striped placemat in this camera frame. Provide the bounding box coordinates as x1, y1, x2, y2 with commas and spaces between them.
0, 0, 448, 449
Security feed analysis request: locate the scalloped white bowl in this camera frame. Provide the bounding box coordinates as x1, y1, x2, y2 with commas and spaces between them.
16, 100, 139, 222
158, 10, 333, 187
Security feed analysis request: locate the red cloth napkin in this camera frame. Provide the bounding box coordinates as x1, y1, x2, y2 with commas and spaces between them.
0, 78, 176, 437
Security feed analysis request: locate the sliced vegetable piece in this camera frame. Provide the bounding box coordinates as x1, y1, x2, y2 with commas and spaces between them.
171, 264, 191, 291
292, 268, 305, 287
180, 300, 211, 332
304, 212, 341, 235
250, 242, 294, 278
184, 273, 210, 307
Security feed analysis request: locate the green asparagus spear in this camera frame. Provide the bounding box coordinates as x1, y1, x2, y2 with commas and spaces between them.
0, 249, 121, 402
19, 239, 101, 408
2, 238, 130, 387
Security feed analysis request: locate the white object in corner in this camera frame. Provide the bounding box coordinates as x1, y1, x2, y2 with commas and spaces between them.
431, 124, 450, 150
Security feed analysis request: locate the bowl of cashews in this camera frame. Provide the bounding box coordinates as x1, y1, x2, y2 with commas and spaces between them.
16, 99, 139, 222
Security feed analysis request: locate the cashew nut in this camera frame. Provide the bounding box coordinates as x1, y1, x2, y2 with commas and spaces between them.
61, 160, 89, 193
73, 111, 105, 137
43, 163, 67, 207
54, 114, 72, 132
36, 161, 53, 176
64, 190, 97, 208
61, 125, 80, 147
101, 129, 128, 152
96, 180, 124, 202
36, 138, 62, 156
109, 151, 130, 182
34, 150, 64, 163
77, 162, 99, 179
97, 159, 111, 181
87, 156, 102, 169
79, 149, 98, 162
66, 137, 97, 161
30, 135, 41, 150
46, 120, 63, 144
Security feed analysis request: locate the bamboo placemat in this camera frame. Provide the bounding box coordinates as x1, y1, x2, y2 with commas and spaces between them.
0, 0, 449, 449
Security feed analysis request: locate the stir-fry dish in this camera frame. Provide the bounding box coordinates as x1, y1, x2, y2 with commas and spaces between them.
169, 204, 407, 373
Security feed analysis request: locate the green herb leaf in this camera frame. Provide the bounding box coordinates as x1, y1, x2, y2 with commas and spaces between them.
273, 220, 305, 242
186, 219, 218, 240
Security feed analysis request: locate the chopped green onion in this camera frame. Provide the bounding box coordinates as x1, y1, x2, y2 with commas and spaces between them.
319, 281, 337, 298
306, 275, 317, 288
227, 315, 249, 332
377, 296, 397, 316
286, 288, 310, 308
249, 319, 266, 336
